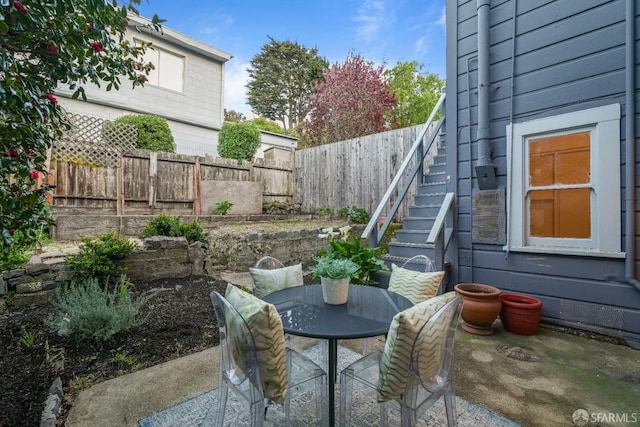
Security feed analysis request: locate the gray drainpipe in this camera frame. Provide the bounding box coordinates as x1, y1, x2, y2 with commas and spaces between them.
476, 0, 497, 190
625, 0, 640, 291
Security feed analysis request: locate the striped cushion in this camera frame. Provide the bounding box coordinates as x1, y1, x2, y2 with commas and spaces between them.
249, 264, 304, 299
225, 284, 288, 403
377, 292, 458, 402
388, 264, 445, 305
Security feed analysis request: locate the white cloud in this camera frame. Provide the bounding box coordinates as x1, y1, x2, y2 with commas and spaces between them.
354, 0, 390, 43
436, 6, 446, 29
224, 60, 253, 117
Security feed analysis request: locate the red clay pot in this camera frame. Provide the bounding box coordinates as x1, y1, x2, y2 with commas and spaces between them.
499, 293, 542, 336
454, 283, 502, 336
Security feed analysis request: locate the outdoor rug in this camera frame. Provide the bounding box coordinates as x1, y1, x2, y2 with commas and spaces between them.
139, 346, 519, 427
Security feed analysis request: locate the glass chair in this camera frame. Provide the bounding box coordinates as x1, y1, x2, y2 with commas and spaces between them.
340, 295, 463, 426
207, 291, 326, 426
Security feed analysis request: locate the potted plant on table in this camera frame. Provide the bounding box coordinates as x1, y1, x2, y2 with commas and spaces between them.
309, 255, 359, 305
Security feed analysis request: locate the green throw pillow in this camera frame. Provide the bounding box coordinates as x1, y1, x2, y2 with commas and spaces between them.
377, 292, 458, 402
225, 283, 288, 403
388, 264, 445, 305
249, 263, 304, 299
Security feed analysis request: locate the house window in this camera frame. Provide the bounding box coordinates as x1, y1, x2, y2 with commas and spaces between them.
506, 104, 622, 256
138, 41, 185, 92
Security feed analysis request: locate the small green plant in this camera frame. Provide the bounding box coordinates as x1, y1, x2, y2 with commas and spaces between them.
19, 325, 36, 348
68, 374, 96, 391
309, 255, 359, 280
111, 348, 134, 367
44, 340, 64, 365
47, 275, 152, 342
140, 213, 208, 243
66, 231, 137, 284
337, 205, 371, 224
315, 228, 388, 285
315, 207, 333, 216
212, 201, 233, 215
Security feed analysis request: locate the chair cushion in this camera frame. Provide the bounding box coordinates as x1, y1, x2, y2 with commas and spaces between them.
377, 292, 458, 402
388, 264, 445, 305
225, 283, 288, 403
249, 263, 304, 299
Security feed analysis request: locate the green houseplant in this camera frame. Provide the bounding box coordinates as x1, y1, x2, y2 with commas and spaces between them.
310, 255, 359, 305
317, 234, 388, 285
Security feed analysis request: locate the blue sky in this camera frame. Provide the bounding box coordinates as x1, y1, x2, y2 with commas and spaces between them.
136, 1, 446, 116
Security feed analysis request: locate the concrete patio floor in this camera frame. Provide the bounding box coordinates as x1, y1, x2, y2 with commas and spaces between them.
65, 313, 639, 427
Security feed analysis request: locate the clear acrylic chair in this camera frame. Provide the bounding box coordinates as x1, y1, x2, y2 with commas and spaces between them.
254, 255, 285, 270
340, 295, 463, 427
207, 291, 327, 426
252, 256, 328, 369
363, 254, 439, 354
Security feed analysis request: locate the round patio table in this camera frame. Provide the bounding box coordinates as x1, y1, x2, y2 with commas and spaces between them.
263, 284, 413, 427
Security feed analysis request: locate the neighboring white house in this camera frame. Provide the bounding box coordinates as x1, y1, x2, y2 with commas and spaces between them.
55, 14, 232, 157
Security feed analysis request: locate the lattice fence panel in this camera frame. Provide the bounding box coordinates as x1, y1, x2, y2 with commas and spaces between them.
52, 114, 137, 167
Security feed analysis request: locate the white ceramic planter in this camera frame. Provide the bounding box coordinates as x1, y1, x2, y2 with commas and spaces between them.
321, 277, 350, 305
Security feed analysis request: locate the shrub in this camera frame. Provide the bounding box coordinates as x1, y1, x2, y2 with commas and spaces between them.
249, 117, 287, 135
212, 201, 233, 215
48, 276, 151, 342
218, 121, 261, 162
140, 213, 208, 243
338, 205, 371, 224
66, 231, 137, 284
111, 114, 176, 153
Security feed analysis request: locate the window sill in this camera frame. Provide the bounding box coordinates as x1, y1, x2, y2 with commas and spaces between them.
503, 245, 625, 259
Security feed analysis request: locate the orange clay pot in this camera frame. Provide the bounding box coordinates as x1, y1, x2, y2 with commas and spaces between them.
499, 293, 542, 336
454, 283, 502, 336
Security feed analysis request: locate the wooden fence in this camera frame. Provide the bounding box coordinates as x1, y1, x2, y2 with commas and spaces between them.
49, 148, 294, 215
49, 124, 438, 220
294, 124, 438, 220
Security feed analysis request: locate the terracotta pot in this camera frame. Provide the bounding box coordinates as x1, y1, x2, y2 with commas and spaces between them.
454, 283, 502, 335
500, 294, 543, 336
321, 277, 350, 305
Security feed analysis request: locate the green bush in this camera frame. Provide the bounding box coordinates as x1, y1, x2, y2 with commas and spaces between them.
212, 201, 233, 215
111, 114, 176, 153
48, 276, 151, 342
66, 231, 137, 284
338, 205, 371, 224
218, 121, 261, 162
249, 117, 287, 135
140, 213, 208, 243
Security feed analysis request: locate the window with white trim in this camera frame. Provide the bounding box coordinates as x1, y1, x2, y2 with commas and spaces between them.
138, 41, 185, 93
506, 104, 622, 256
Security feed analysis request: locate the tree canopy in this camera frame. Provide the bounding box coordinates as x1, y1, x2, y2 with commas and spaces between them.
0, 0, 157, 254
246, 36, 328, 131
298, 53, 397, 147
385, 61, 445, 127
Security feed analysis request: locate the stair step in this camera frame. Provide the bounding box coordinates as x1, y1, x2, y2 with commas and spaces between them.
386, 242, 436, 258
409, 204, 442, 217
394, 229, 430, 244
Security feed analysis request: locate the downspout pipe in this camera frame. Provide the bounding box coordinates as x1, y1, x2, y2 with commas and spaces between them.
475, 0, 497, 190
624, 0, 640, 291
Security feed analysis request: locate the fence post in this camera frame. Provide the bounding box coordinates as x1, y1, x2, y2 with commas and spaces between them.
117, 156, 125, 215
193, 158, 201, 215
148, 152, 157, 208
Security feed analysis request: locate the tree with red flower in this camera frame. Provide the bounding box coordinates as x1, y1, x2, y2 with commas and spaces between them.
0, 0, 162, 261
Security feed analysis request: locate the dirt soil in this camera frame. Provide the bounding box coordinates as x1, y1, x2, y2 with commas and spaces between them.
0, 275, 232, 427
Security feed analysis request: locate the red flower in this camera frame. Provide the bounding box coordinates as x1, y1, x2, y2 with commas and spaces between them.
30, 170, 39, 179
8, 229, 15, 235
13, 1, 28, 14
90, 42, 104, 53
27, 148, 35, 157
138, 76, 148, 85
46, 45, 59, 55
7, 148, 18, 158
42, 93, 58, 105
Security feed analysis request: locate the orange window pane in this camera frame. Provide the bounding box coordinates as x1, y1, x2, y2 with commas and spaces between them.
529, 132, 590, 186
529, 188, 591, 238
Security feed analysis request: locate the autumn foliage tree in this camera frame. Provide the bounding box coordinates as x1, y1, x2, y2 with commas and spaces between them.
298, 53, 397, 147
0, 0, 157, 256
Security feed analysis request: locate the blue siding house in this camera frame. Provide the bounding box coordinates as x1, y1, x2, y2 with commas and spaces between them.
444, 0, 640, 348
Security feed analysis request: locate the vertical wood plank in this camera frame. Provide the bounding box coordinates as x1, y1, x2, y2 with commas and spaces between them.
193, 158, 201, 215
149, 152, 157, 207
